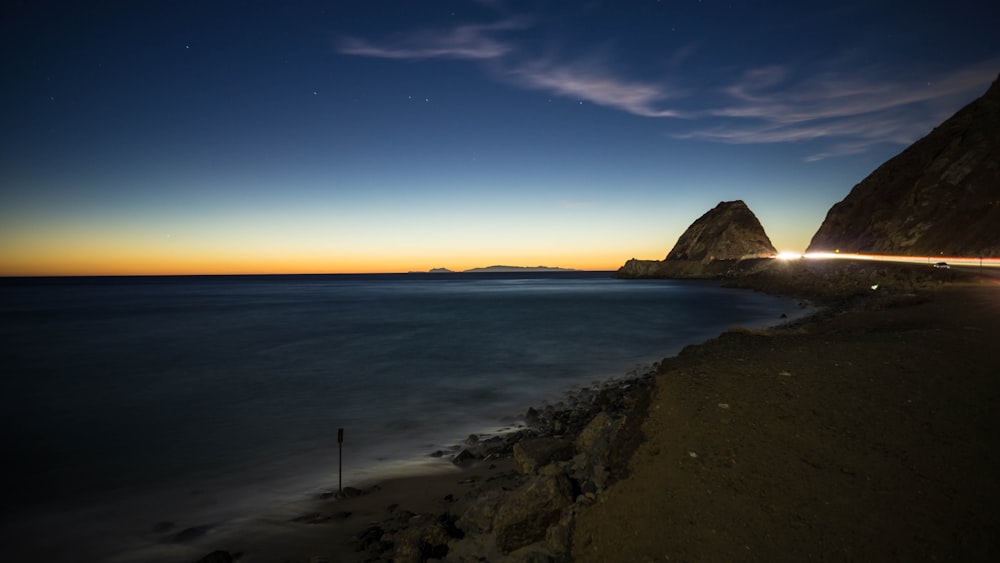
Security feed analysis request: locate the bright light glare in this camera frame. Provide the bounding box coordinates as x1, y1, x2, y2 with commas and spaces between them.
802, 252, 1000, 268
803, 252, 841, 259
776, 251, 803, 260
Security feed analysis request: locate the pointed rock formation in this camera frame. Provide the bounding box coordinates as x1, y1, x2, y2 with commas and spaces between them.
665, 200, 777, 262
616, 200, 776, 278
808, 74, 1000, 257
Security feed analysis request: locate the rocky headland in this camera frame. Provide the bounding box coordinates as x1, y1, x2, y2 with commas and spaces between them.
616, 200, 776, 279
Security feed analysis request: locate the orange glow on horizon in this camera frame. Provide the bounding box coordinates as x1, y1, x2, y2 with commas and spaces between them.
8, 245, 998, 277
0, 214, 649, 276
0, 246, 631, 277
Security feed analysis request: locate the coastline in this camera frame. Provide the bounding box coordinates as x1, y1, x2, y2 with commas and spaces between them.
574, 264, 1000, 561
185, 260, 998, 562
2, 272, 806, 563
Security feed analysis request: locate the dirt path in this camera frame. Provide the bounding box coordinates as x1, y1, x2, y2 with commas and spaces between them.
574, 283, 1000, 562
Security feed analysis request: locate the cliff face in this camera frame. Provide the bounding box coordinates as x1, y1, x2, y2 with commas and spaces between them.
616, 200, 776, 278
807, 74, 1000, 257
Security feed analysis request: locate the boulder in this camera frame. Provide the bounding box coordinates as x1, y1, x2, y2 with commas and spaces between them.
493, 472, 574, 553
544, 505, 577, 557
569, 411, 624, 491
356, 525, 386, 554
574, 411, 621, 465
478, 433, 518, 459
524, 406, 541, 426
391, 513, 451, 563
452, 449, 477, 467
457, 488, 505, 534
512, 438, 575, 475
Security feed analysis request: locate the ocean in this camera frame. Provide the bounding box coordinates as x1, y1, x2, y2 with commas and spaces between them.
0, 272, 808, 561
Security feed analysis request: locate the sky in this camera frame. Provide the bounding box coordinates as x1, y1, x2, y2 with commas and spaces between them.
2, 0, 998, 275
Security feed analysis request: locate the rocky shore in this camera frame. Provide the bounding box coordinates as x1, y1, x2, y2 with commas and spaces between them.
353, 371, 656, 563
188, 369, 658, 563
193, 260, 999, 563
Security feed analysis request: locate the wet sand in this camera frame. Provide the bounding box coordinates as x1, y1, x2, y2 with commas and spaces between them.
205, 460, 520, 563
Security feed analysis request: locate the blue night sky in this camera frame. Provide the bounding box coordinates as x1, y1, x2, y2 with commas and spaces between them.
2, 1, 998, 275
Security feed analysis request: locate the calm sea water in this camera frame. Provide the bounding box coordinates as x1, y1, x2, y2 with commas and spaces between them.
0, 272, 807, 561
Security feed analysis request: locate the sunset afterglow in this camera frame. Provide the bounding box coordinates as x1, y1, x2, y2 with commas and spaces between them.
3, 2, 998, 275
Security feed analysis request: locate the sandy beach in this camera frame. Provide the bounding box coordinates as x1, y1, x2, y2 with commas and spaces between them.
187, 261, 1000, 562
575, 268, 1000, 561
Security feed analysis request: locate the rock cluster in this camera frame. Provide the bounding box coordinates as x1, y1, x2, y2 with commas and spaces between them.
808, 73, 1000, 257
616, 200, 777, 279
354, 373, 654, 562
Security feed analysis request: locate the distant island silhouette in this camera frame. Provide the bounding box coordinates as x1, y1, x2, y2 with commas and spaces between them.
417, 265, 578, 274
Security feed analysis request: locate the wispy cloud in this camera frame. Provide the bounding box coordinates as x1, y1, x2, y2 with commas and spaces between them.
713, 65, 996, 124
339, 15, 999, 161
503, 60, 685, 118
338, 18, 686, 119
680, 62, 999, 159
338, 18, 529, 60
802, 141, 876, 162
675, 112, 938, 161
675, 112, 934, 145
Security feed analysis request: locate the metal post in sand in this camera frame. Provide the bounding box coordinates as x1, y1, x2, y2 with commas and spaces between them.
338, 427, 344, 494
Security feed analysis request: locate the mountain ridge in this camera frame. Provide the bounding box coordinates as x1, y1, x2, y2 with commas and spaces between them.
807, 73, 1000, 257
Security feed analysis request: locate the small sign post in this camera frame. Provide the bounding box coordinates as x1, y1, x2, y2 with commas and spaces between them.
337, 428, 344, 494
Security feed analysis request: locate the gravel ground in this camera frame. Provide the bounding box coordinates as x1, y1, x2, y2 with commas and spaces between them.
574, 270, 1000, 562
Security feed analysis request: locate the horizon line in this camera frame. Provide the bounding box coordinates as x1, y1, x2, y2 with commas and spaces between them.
0, 269, 619, 279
